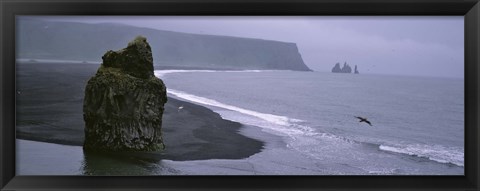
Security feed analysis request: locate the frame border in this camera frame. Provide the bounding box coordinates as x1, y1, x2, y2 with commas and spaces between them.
1, 0, 479, 190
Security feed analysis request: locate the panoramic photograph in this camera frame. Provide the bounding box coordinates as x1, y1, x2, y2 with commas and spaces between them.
15, 16, 464, 175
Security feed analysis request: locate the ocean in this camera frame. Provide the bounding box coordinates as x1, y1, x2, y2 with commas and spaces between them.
155, 70, 464, 174
17, 70, 464, 175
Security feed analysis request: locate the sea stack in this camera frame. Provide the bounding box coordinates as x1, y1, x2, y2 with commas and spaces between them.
332, 63, 342, 73
341, 62, 352, 73
83, 36, 167, 152
332, 62, 353, 73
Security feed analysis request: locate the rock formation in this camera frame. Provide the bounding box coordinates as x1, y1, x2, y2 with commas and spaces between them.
354, 65, 359, 74
332, 63, 342, 73
83, 36, 167, 152
332, 62, 353, 73
341, 62, 352, 73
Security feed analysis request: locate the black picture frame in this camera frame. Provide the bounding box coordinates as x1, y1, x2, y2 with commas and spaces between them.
1, 0, 479, 190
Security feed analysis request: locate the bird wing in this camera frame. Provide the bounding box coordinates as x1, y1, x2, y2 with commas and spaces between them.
355, 116, 367, 121
365, 120, 372, 126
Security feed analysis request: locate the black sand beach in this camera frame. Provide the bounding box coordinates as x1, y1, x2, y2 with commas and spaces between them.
16, 63, 264, 161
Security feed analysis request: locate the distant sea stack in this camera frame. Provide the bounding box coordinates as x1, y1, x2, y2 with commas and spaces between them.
332, 63, 342, 73
332, 62, 353, 73
83, 36, 168, 152
354, 65, 359, 74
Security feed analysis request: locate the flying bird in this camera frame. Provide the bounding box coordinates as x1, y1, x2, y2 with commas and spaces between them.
178, 105, 184, 112
355, 116, 372, 126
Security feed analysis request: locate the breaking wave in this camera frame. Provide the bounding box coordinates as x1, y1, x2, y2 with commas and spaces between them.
379, 144, 464, 167
166, 88, 313, 136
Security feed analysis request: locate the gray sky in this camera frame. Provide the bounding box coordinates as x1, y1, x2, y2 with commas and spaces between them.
37, 16, 464, 78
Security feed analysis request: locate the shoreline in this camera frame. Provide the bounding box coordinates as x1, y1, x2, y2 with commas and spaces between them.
16, 63, 264, 161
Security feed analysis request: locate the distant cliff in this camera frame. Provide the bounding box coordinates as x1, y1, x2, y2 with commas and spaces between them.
17, 18, 311, 71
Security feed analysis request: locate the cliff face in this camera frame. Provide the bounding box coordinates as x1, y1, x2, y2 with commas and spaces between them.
17, 18, 312, 71
83, 36, 167, 152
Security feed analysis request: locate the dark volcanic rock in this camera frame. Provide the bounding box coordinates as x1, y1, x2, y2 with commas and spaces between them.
332, 62, 352, 73
341, 62, 352, 73
83, 36, 168, 152
332, 63, 342, 73
102, 37, 154, 79
354, 65, 359, 74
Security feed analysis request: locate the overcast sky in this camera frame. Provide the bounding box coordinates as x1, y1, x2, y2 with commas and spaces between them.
37, 16, 464, 78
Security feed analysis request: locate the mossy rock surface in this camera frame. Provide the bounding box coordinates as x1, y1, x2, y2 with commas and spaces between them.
102, 36, 154, 79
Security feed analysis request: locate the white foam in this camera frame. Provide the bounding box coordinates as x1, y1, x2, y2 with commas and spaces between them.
166, 88, 311, 135
16, 58, 101, 64
155, 69, 317, 138
154, 69, 281, 78
154, 70, 217, 78
379, 144, 464, 167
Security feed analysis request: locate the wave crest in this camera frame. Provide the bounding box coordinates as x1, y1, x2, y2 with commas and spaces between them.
379, 144, 464, 167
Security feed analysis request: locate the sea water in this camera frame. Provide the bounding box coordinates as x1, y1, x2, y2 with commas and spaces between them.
17, 70, 464, 175
155, 70, 464, 174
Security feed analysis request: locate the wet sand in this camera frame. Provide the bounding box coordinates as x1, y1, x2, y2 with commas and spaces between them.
16, 63, 264, 161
